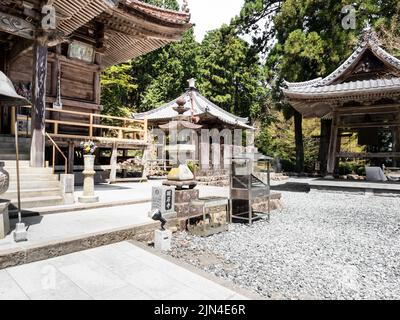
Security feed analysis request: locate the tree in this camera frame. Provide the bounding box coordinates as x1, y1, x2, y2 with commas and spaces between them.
140, 0, 179, 10
197, 25, 268, 121
235, 0, 400, 173
133, 28, 200, 112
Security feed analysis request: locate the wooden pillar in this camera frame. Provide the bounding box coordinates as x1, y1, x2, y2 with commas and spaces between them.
326, 112, 339, 177
318, 119, 332, 174
30, 42, 48, 167
67, 142, 74, 174
394, 124, 400, 167
110, 142, 118, 182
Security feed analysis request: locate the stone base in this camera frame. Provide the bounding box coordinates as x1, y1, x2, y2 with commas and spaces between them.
175, 189, 199, 204
60, 174, 75, 205
13, 223, 28, 242
163, 180, 197, 190
0, 200, 10, 239
78, 195, 100, 204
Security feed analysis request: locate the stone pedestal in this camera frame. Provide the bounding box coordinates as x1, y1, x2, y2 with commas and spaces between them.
60, 174, 75, 205
174, 189, 200, 218
79, 155, 99, 203
13, 222, 27, 242
0, 200, 10, 239
154, 229, 172, 251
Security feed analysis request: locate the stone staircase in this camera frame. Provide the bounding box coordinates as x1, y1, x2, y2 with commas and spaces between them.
0, 135, 31, 160
0, 136, 64, 211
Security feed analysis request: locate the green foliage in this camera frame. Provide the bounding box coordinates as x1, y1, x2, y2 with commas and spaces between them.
236, 0, 400, 172
339, 161, 367, 176
140, 0, 179, 10
101, 63, 137, 118
197, 25, 268, 120
101, 23, 266, 123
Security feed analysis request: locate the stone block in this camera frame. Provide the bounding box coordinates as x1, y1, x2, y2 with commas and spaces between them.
0, 200, 10, 239
175, 189, 199, 204
151, 186, 176, 216
175, 203, 190, 218
60, 174, 75, 205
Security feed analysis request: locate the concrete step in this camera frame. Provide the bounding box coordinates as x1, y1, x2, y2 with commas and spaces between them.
0, 148, 30, 154
0, 160, 31, 167
2, 167, 54, 175
3, 188, 61, 199
8, 195, 64, 209
0, 135, 31, 141
0, 154, 30, 160
8, 180, 60, 190
7, 173, 59, 182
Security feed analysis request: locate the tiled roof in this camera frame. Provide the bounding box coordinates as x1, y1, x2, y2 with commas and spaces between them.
133, 90, 254, 130
53, 0, 192, 67
283, 28, 400, 90
282, 27, 400, 118
283, 78, 400, 98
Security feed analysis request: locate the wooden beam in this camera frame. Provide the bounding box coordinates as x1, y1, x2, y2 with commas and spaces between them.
337, 152, 400, 158
337, 105, 400, 116
0, 11, 35, 39
338, 122, 400, 129
67, 142, 74, 174
7, 38, 33, 66
30, 42, 48, 168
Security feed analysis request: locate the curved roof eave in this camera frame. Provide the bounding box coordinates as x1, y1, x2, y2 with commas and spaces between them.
283, 29, 400, 90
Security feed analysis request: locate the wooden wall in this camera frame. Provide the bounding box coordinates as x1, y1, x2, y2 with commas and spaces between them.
7, 47, 102, 136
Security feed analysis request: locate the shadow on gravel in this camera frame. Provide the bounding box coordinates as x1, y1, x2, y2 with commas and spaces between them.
271, 182, 311, 193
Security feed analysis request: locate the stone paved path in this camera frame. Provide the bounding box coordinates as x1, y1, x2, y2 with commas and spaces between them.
0, 241, 247, 300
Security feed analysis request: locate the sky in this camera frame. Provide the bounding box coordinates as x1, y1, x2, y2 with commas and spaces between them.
182, 0, 245, 42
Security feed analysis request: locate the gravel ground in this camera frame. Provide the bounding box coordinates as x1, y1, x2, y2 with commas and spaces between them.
169, 191, 400, 300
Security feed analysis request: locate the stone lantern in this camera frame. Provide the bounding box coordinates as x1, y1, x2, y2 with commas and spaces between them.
160, 97, 202, 190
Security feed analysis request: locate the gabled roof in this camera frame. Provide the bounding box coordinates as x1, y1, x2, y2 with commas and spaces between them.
282, 27, 400, 118
133, 89, 254, 130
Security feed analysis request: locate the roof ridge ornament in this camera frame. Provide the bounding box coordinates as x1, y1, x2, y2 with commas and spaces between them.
181, 0, 190, 13
360, 23, 381, 47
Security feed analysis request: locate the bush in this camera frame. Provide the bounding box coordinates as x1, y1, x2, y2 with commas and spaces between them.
339, 161, 366, 176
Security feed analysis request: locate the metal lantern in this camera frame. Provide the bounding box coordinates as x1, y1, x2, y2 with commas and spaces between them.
0, 71, 30, 242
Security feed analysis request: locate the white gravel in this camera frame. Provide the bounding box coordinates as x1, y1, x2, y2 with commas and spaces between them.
169, 191, 400, 300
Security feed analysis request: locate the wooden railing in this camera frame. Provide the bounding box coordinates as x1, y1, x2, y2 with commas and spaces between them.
15, 106, 148, 144
46, 132, 68, 174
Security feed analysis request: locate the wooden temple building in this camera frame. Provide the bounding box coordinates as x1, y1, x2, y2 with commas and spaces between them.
0, 0, 191, 208
133, 79, 255, 179
283, 27, 400, 177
